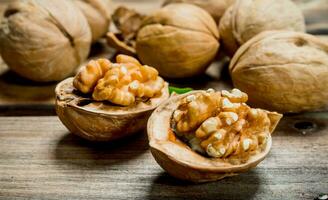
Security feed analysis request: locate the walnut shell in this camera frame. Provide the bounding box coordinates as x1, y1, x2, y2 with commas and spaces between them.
147, 91, 281, 182
230, 31, 328, 113
219, 0, 305, 57
56, 77, 169, 141
0, 0, 91, 82
162, 0, 235, 23
136, 3, 219, 78
75, 0, 111, 42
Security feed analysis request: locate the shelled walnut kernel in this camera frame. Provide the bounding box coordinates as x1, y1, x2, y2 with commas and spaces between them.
172, 89, 281, 161
73, 55, 165, 106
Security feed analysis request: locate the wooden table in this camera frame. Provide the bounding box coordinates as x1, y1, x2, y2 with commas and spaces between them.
0, 0, 327, 199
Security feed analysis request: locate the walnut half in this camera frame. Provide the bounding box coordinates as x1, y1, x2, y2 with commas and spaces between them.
56, 54, 169, 141
147, 89, 282, 182
172, 89, 281, 163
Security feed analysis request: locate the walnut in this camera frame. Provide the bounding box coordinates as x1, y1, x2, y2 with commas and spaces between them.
136, 3, 219, 78
163, 0, 235, 23
0, 0, 91, 82
116, 54, 141, 66
75, 0, 112, 42
173, 90, 222, 132
147, 89, 282, 182
92, 63, 165, 106
106, 6, 145, 56
230, 31, 328, 113
219, 0, 305, 56
56, 55, 169, 141
172, 89, 280, 161
73, 58, 112, 94
73, 54, 165, 106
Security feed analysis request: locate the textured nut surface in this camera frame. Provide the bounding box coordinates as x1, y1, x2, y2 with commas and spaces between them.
230, 31, 328, 113
162, 0, 235, 23
172, 89, 282, 163
56, 77, 169, 141
75, 0, 112, 42
93, 64, 165, 106
106, 6, 145, 56
219, 0, 305, 56
174, 91, 222, 132
73, 54, 165, 106
136, 3, 219, 78
73, 59, 112, 94
147, 90, 281, 182
0, 0, 91, 82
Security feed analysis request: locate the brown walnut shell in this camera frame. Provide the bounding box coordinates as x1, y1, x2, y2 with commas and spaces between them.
230, 31, 328, 113
219, 0, 305, 57
136, 3, 219, 78
75, 0, 111, 42
147, 91, 280, 182
0, 0, 91, 82
106, 6, 145, 56
163, 0, 235, 23
56, 77, 169, 141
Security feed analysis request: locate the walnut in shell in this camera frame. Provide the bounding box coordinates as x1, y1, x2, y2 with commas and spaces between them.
230, 31, 328, 113
75, 0, 111, 42
162, 0, 235, 23
219, 0, 305, 56
148, 89, 282, 182
56, 55, 169, 141
136, 3, 219, 78
0, 0, 91, 82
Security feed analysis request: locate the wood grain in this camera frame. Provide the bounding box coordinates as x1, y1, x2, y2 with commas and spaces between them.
0, 115, 327, 199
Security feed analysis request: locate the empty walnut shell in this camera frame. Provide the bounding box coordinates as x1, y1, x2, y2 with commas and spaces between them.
56, 78, 169, 141
0, 0, 91, 82
148, 91, 281, 182
219, 0, 305, 57
162, 0, 235, 23
75, 0, 111, 42
136, 3, 219, 78
230, 31, 328, 113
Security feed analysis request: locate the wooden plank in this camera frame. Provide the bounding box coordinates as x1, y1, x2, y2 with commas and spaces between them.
0, 115, 327, 199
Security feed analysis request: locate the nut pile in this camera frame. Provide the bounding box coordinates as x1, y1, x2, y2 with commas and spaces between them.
172, 89, 278, 161
73, 55, 165, 106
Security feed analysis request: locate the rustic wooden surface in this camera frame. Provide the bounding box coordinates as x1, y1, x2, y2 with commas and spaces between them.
0, 115, 327, 200
0, 0, 327, 200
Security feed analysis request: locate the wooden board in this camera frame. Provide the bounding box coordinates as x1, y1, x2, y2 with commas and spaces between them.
0, 114, 327, 199
0, 0, 328, 115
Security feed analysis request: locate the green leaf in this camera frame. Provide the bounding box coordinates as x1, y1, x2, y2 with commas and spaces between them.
169, 86, 193, 94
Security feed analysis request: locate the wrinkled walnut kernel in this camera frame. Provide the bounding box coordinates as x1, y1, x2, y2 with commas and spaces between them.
74, 59, 112, 94
173, 91, 222, 133
172, 89, 280, 161
73, 55, 165, 106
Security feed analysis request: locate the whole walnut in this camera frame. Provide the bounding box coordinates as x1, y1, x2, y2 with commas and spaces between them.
75, 0, 111, 42
136, 3, 219, 78
219, 0, 305, 57
0, 0, 91, 82
163, 0, 235, 23
230, 31, 328, 113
